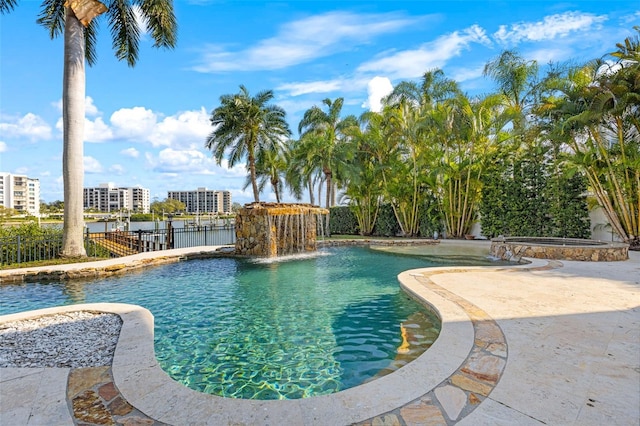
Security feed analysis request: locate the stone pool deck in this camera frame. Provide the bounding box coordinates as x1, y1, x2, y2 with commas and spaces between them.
1, 241, 639, 425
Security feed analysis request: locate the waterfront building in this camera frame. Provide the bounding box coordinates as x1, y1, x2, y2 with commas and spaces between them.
167, 188, 231, 214
84, 183, 150, 213
0, 172, 40, 216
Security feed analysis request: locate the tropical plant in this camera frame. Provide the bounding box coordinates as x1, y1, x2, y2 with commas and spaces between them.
206, 85, 291, 203
298, 98, 357, 208
538, 29, 639, 248
250, 143, 287, 203
0, 0, 177, 257
483, 49, 540, 147
283, 139, 314, 204
340, 112, 385, 235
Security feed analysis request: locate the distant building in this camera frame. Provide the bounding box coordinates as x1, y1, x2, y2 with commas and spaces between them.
84, 183, 150, 213
167, 188, 231, 214
0, 172, 40, 216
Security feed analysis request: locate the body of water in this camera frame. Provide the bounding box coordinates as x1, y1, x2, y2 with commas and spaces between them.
0, 245, 510, 399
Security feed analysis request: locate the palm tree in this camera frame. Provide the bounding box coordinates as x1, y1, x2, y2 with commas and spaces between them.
1, 0, 177, 257
251, 144, 287, 203
380, 69, 461, 236
287, 136, 331, 205
298, 98, 357, 208
483, 50, 540, 153
205, 85, 291, 203
341, 111, 385, 235
539, 30, 640, 248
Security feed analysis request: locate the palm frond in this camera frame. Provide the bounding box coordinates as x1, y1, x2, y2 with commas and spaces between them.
36, 0, 65, 39
0, 0, 18, 14
107, 0, 140, 66
138, 0, 177, 49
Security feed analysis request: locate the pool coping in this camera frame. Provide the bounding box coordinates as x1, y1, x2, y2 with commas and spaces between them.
0, 244, 553, 424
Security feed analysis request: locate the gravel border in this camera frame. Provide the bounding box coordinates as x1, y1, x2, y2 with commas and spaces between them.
0, 311, 122, 368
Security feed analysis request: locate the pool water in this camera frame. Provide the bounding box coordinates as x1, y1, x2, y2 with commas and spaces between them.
0, 245, 508, 400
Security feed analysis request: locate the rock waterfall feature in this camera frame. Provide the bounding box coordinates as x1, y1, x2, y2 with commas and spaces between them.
235, 203, 329, 257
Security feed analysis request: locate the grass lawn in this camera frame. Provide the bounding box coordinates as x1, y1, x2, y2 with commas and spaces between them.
0, 256, 110, 271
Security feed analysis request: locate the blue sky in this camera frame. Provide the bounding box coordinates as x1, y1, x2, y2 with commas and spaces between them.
1, 1, 638, 205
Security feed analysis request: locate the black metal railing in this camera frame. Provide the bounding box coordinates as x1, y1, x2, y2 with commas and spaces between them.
0, 224, 236, 266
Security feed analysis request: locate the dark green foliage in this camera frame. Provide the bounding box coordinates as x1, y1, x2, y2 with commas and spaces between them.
0, 222, 110, 265
0, 222, 63, 265
372, 204, 401, 237
547, 172, 591, 238
328, 206, 358, 234
130, 213, 153, 221
329, 204, 404, 237
417, 196, 443, 238
480, 156, 591, 238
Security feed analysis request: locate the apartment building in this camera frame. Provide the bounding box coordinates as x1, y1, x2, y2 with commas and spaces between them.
0, 172, 41, 216
84, 183, 150, 213
167, 188, 231, 214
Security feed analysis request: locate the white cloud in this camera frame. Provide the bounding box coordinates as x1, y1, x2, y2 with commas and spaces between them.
193, 11, 429, 72
278, 80, 344, 96
110, 107, 159, 141
148, 108, 211, 149
362, 76, 394, 112
0, 141, 6, 152
84, 117, 114, 142
120, 147, 140, 158
620, 11, 640, 24
150, 148, 210, 173
357, 25, 491, 80
449, 65, 486, 83
0, 113, 52, 141
494, 12, 608, 45
132, 6, 149, 37
109, 164, 125, 175
526, 47, 571, 64
84, 156, 104, 173
85, 97, 100, 116
219, 159, 248, 177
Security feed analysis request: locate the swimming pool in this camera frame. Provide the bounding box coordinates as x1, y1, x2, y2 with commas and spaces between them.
0, 245, 508, 400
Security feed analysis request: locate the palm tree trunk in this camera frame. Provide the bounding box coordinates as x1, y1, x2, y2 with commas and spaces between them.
248, 151, 260, 202
307, 179, 315, 205
61, 7, 87, 258
325, 171, 332, 209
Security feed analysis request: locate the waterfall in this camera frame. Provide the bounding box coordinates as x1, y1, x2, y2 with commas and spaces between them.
235, 203, 330, 257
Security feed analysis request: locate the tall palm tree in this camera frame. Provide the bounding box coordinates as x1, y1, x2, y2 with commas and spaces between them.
381, 69, 461, 236
538, 30, 640, 248
298, 98, 357, 208
340, 111, 385, 235
483, 50, 539, 149
286, 137, 322, 205
206, 85, 291, 203
1, 0, 177, 257
251, 144, 287, 203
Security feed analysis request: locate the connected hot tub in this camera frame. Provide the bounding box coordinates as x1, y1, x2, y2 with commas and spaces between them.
490, 236, 629, 262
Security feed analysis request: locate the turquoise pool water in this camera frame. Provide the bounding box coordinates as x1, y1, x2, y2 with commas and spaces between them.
0, 245, 508, 400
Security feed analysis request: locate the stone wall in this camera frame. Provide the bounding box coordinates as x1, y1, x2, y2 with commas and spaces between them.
235, 203, 329, 257
490, 238, 629, 262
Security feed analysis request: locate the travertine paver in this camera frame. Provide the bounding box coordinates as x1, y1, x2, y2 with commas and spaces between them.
355, 261, 561, 425
67, 366, 165, 425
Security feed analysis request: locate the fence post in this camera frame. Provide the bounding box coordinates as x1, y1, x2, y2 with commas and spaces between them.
137, 229, 143, 253
17, 235, 21, 264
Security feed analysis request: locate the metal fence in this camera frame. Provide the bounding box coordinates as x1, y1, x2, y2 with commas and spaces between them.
0, 224, 236, 266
